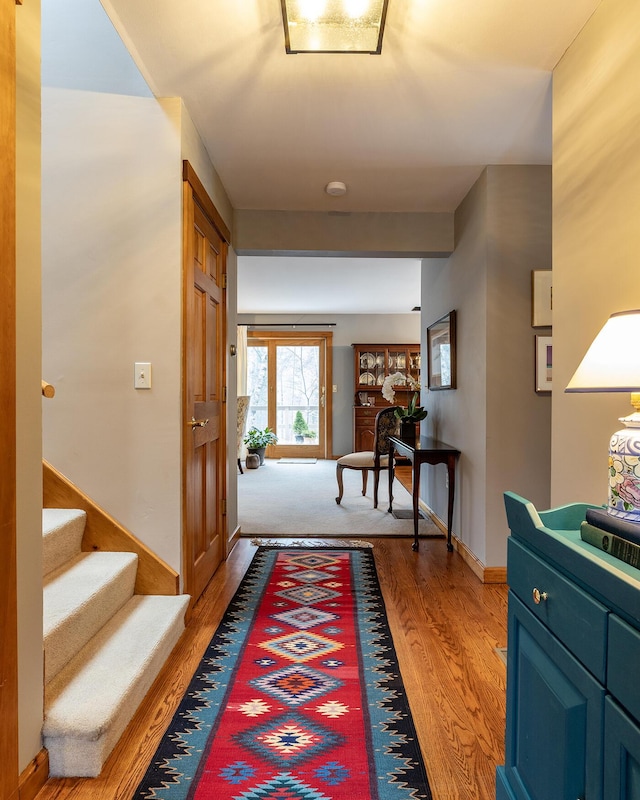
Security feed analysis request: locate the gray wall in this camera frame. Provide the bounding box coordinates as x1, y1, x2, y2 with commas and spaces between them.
237, 313, 421, 456
234, 210, 453, 257
422, 165, 552, 567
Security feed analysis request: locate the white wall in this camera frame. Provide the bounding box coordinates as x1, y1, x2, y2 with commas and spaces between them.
41, 87, 184, 570
180, 103, 233, 232
552, 0, 640, 507
16, 0, 44, 771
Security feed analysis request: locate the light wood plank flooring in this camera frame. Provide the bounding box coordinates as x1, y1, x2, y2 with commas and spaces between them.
36, 535, 508, 800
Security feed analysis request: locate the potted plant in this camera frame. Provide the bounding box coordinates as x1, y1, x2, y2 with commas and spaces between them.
394, 394, 427, 440
243, 426, 278, 465
381, 371, 427, 441
292, 411, 308, 443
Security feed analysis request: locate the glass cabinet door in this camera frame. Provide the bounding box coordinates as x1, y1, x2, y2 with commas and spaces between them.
357, 349, 386, 387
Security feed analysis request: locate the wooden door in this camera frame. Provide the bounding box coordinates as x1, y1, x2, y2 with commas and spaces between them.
182, 167, 228, 604
0, 0, 18, 794
246, 331, 333, 460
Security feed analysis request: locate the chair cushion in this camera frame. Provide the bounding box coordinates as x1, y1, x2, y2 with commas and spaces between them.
337, 452, 389, 468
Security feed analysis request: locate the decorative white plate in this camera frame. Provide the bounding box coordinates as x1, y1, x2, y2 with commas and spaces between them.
359, 372, 375, 385
360, 352, 375, 369
376, 374, 385, 385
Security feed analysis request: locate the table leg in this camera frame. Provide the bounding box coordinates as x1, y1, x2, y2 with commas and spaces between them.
446, 456, 455, 552
387, 442, 395, 514
412, 457, 420, 551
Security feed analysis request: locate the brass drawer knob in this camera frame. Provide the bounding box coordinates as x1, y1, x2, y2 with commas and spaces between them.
532, 587, 548, 605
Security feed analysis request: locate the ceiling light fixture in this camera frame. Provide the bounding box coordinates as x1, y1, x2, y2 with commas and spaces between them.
281, 0, 389, 55
325, 181, 347, 196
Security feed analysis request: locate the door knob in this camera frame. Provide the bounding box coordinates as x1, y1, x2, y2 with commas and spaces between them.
189, 417, 209, 428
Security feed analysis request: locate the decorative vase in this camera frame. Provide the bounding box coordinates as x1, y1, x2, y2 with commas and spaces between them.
608, 428, 640, 521
248, 446, 266, 465
400, 419, 417, 443
245, 453, 260, 469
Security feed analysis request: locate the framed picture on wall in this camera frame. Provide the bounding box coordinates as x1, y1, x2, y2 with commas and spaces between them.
531, 270, 553, 327
427, 310, 456, 390
535, 335, 552, 393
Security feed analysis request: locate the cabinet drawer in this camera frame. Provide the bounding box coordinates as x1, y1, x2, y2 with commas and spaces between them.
608, 615, 640, 724
508, 537, 608, 682
355, 407, 378, 419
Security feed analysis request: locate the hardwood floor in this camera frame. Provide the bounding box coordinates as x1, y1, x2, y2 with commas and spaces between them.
35, 535, 508, 800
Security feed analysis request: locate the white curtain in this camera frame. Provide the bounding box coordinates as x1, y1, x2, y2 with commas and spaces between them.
237, 325, 248, 395
237, 326, 249, 462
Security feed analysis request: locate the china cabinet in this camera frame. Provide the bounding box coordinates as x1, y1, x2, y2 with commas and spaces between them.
352, 344, 420, 451
497, 491, 640, 800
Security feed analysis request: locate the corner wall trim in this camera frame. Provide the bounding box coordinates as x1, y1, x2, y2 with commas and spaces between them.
420, 500, 507, 584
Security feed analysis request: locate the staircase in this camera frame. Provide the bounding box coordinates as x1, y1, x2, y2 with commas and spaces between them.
42, 508, 190, 778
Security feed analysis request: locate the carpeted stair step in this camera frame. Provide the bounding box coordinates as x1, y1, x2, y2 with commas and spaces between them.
43, 593, 190, 778
42, 508, 86, 576
43, 551, 138, 684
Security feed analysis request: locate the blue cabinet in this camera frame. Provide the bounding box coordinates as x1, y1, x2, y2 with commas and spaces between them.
499, 594, 604, 800
605, 698, 640, 799
498, 493, 640, 800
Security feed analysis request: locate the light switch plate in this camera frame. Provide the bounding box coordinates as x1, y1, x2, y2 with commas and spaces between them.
134, 362, 152, 389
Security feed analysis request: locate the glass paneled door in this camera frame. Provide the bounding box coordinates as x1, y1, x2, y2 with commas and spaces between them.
246, 332, 332, 460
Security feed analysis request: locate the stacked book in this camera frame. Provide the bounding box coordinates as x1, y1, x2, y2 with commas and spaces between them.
580, 508, 640, 569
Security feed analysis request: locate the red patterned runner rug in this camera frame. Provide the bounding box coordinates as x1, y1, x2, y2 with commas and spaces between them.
134, 547, 432, 800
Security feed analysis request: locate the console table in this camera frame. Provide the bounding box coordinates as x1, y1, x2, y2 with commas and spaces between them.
387, 434, 460, 552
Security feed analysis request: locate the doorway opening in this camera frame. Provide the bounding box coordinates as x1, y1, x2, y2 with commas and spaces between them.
246, 330, 333, 460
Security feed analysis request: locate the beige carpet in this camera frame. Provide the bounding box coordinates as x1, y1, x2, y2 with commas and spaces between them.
238, 458, 444, 538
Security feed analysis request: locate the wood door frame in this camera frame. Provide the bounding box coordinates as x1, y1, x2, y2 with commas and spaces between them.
181, 161, 230, 600
1, 0, 19, 796
247, 330, 333, 459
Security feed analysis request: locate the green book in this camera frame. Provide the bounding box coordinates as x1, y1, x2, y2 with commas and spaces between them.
580, 521, 640, 569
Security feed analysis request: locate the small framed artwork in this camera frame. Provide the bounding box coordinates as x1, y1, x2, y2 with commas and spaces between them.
531, 270, 552, 327
535, 335, 552, 393
427, 310, 456, 390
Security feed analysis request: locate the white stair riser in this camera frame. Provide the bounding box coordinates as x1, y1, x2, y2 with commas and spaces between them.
42, 509, 86, 576
44, 594, 190, 778
44, 552, 138, 684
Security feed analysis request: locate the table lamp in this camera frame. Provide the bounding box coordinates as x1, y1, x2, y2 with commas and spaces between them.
566, 309, 640, 522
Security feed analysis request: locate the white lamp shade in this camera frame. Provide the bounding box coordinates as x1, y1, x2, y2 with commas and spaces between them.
565, 309, 640, 393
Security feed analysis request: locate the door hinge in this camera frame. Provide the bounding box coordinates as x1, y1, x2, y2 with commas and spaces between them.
221, 272, 227, 289
221, 498, 227, 516
222, 386, 227, 402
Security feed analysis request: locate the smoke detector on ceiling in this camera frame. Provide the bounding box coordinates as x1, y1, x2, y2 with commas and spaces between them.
325, 181, 347, 197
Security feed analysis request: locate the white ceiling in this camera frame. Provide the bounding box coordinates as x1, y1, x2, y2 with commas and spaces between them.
100, 0, 602, 312
103, 0, 600, 213
238, 256, 422, 314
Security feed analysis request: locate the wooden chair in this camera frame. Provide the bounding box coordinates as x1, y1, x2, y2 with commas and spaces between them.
335, 406, 399, 508
237, 396, 250, 474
